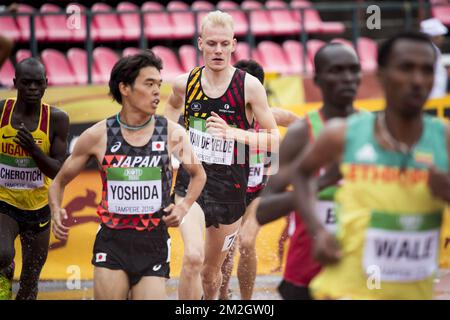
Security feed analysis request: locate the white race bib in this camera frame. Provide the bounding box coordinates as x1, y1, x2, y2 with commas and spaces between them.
316, 200, 337, 233
0, 155, 44, 189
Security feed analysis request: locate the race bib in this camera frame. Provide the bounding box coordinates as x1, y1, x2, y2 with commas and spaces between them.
189, 116, 234, 165
363, 211, 441, 282
0, 154, 44, 189
316, 200, 337, 233
248, 152, 264, 187
106, 167, 162, 215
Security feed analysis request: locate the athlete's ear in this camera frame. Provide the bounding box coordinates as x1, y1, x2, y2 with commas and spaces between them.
231, 38, 237, 53
197, 36, 203, 52
118, 82, 129, 98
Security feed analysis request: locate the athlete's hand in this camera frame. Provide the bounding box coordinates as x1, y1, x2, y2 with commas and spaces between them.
313, 228, 341, 265
13, 123, 39, 155
428, 165, 450, 203
51, 207, 70, 240
162, 203, 188, 227
206, 112, 233, 139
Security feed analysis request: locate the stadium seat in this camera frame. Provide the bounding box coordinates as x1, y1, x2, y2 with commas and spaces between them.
41, 4, 73, 42
16, 4, 47, 41
357, 37, 377, 72
192, 1, 214, 31
0, 59, 15, 88
257, 41, 292, 74
92, 3, 124, 41
306, 39, 325, 65
151, 46, 184, 81
66, 3, 99, 42
16, 49, 32, 62
431, 3, 450, 27
283, 40, 313, 74
142, 2, 173, 40
93, 47, 119, 83
179, 44, 204, 72
117, 2, 141, 41
233, 42, 262, 65
168, 1, 195, 39
217, 1, 248, 37
123, 47, 140, 57
0, 14, 21, 42
41, 49, 76, 85
266, 0, 300, 36
291, 0, 344, 34
241, 0, 272, 36
67, 48, 102, 84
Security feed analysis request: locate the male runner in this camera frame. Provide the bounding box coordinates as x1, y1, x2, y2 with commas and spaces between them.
0, 58, 69, 300
292, 32, 450, 299
49, 50, 206, 300
164, 11, 279, 300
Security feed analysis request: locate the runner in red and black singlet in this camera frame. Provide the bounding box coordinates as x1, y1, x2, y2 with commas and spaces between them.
49, 50, 205, 300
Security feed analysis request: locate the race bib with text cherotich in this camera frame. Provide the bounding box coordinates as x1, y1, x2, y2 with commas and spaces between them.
0, 154, 44, 189
363, 211, 441, 282
189, 116, 234, 165
106, 167, 162, 215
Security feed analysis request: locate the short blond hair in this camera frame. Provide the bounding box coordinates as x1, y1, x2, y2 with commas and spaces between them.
201, 10, 234, 36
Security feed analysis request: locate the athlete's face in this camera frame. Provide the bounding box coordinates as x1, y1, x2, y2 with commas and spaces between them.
123, 66, 162, 115
378, 39, 435, 118
198, 24, 236, 72
14, 64, 47, 105
314, 46, 361, 107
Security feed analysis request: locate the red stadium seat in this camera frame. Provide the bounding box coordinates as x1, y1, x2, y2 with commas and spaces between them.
291, 0, 344, 34
283, 40, 313, 74
117, 2, 140, 41
151, 46, 184, 81
217, 1, 248, 37
0, 15, 21, 42
92, 3, 124, 41
41, 49, 76, 85
266, 0, 300, 36
233, 42, 262, 65
0, 59, 15, 88
306, 39, 325, 65
16, 49, 32, 63
67, 48, 102, 84
123, 47, 140, 57
241, 0, 272, 36
142, 2, 173, 40
192, 1, 214, 31
168, 1, 195, 39
16, 4, 47, 41
41, 4, 73, 42
93, 47, 119, 83
257, 41, 292, 74
431, 4, 450, 27
357, 37, 377, 72
179, 44, 204, 72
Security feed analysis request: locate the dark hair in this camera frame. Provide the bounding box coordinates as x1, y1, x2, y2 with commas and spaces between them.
234, 59, 265, 84
15, 57, 46, 78
377, 31, 435, 68
314, 42, 349, 74
109, 49, 163, 104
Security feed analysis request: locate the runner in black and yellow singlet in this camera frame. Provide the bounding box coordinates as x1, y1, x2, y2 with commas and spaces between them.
0, 58, 69, 300
49, 50, 205, 300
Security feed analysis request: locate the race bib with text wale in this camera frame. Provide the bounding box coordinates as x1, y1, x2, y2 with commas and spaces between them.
106, 167, 162, 215
189, 116, 235, 165
363, 211, 441, 282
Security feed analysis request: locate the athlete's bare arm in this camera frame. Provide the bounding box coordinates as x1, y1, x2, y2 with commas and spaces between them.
13, 107, 69, 179
256, 120, 309, 225
271, 107, 299, 128
428, 125, 450, 203
163, 120, 206, 227
291, 119, 346, 265
49, 121, 106, 240
164, 73, 189, 122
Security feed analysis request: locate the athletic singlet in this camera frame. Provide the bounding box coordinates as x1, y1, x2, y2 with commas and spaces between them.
184, 67, 251, 203
97, 115, 172, 231
283, 109, 339, 287
0, 98, 51, 210
310, 112, 448, 300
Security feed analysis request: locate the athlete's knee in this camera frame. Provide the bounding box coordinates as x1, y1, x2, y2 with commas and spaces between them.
0, 246, 14, 270
183, 249, 204, 273
201, 265, 221, 285
239, 233, 256, 255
